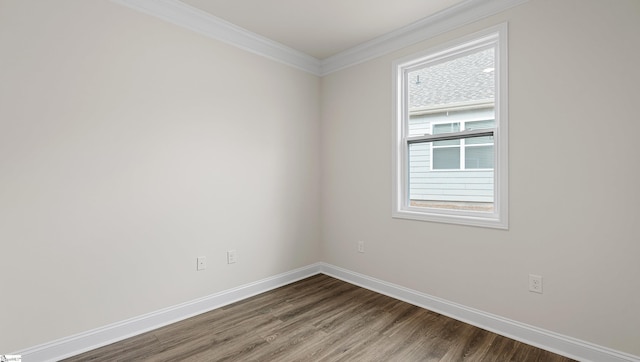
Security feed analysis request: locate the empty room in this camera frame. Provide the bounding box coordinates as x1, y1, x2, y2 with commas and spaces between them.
1, 0, 638, 361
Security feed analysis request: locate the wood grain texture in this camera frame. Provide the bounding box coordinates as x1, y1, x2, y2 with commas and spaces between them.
63, 275, 575, 361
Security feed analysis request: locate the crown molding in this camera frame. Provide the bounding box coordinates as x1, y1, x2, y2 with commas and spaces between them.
111, 0, 528, 77
111, 0, 322, 75
319, 0, 527, 75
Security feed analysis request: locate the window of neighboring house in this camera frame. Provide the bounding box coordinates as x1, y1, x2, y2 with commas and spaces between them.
431, 119, 495, 170
392, 24, 508, 228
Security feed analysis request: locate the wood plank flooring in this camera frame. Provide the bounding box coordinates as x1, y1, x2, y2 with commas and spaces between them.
63, 274, 575, 361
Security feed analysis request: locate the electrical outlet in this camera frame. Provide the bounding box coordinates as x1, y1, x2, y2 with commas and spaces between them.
227, 250, 237, 264
196, 256, 206, 271
529, 274, 542, 293
357, 241, 365, 253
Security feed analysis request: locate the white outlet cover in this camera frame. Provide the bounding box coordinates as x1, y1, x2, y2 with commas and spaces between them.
197, 256, 206, 271
528, 274, 542, 293
227, 250, 237, 264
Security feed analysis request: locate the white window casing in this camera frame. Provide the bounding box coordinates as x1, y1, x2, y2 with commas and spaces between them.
392, 23, 509, 229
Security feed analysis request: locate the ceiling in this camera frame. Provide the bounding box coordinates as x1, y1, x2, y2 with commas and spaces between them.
180, 0, 468, 59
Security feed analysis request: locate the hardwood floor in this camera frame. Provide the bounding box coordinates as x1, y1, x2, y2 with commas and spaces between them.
63, 274, 575, 361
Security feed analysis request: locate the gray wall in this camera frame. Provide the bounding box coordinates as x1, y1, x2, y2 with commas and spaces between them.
2, 0, 639, 358
320, 0, 640, 356
0, 0, 321, 352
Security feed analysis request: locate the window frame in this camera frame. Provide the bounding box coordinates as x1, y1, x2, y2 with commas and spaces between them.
392, 24, 509, 229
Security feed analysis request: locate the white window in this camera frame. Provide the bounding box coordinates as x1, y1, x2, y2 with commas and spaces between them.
392, 24, 508, 229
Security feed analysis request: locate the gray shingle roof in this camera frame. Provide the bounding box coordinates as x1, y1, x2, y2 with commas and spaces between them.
408, 48, 495, 110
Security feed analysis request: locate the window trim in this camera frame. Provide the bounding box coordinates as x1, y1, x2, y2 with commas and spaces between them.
392, 23, 509, 229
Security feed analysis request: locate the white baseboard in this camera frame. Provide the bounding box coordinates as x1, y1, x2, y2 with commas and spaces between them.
16, 262, 639, 362
318, 263, 640, 362
16, 263, 323, 362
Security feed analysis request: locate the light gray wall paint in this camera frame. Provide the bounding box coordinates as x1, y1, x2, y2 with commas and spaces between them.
320, 0, 640, 357
2, 0, 639, 358
0, 0, 320, 352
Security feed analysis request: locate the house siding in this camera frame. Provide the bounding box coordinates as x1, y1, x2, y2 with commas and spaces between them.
408, 109, 494, 203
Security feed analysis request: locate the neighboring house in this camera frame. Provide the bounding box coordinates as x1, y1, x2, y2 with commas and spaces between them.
407, 47, 495, 209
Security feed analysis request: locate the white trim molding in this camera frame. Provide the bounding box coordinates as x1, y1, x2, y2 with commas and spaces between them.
319, 263, 640, 362
15, 264, 323, 362
110, 0, 322, 75
392, 24, 509, 229
110, 0, 528, 76
16, 263, 639, 362
320, 0, 526, 75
